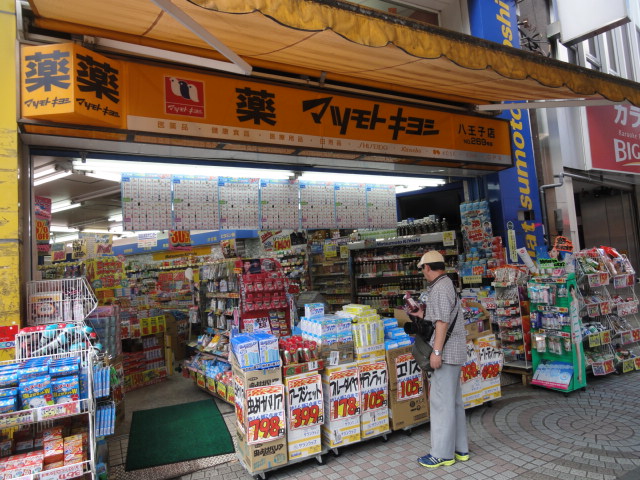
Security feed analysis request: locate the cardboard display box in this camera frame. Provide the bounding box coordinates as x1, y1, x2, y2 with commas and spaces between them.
388, 389, 429, 430
287, 425, 322, 461
385, 345, 413, 388
321, 415, 361, 449
232, 362, 282, 389
236, 429, 288, 474
360, 408, 390, 439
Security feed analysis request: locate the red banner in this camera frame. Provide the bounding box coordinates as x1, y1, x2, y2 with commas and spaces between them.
587, 105, 640, 174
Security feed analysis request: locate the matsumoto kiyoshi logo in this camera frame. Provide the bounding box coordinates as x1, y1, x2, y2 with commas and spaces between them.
164, 76, 205, 117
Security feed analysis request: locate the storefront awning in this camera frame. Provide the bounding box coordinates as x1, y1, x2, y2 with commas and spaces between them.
29, 0, 640, 108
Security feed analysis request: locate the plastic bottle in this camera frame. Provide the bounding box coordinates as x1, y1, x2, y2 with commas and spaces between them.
441, 218, 448, 231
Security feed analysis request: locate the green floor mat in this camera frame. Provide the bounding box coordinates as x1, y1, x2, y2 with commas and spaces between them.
125, 399, 234, 471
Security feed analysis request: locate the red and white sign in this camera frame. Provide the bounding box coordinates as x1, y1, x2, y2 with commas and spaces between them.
246, 384, 286, 444
587, 105, 640, 174
286, 373, 324, 430
164, 76, 205, 117
395, 353, 423, 401
358, 361, 388, 413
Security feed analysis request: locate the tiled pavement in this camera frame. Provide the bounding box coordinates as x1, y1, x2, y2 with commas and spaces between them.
172, 372, 640, 480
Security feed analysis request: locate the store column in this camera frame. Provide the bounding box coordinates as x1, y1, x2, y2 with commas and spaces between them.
0, 0, 21, 332
468, 0, 546, 263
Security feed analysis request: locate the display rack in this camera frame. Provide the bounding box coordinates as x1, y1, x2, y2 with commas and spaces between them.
529, 272, 587, 394
348, 232, 459, 316
27, 277, 97, 326
275, 247, 309, 294
309, 238, 351, 313
1, 324, 98, 479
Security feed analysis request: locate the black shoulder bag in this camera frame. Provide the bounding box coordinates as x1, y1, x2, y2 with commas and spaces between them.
411, 294, 459, 373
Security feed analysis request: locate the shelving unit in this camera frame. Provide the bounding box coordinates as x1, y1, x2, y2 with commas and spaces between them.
348, 232, 459, 316
275, 247, 309, 293
529, 272, 587, 394
309, 239, 351, 312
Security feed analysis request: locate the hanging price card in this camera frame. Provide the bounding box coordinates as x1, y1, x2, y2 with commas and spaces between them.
286, 374, 324, 430
588, 334, 601, 348
600, 330, 611, 345
621, 331, 634, 345
632, 329, 640, 343
234, 375, 246, 434
246, 384, 286, 445
38, 402, 81, 421
327, 367, 361, 420
635, 357, 640, 370
395, 353, 423, 401
622, 358, 635, 373
38, 461, 84, 480
0, 410, 34, 429
359, 361, 388, 413
442, 230, 455, 247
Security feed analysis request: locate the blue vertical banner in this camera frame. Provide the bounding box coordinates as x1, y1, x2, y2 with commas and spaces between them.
468, 0, 545, 261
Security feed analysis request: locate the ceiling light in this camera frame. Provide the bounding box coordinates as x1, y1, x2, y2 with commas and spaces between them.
51, 202, 82, 213
52, 233, 79, 243
298, 171, 445, 187
81, 228, 112, 234
50, 225, 79, 233
72, 159, 294, 180
34, 170, 72, 186
33, 166, 57, 179
108, 213, 123, 222
83, 171, 122, 182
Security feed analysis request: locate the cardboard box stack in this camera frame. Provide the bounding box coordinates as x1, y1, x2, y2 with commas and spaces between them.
299, 304, 354, 365
385, 345, 429, 430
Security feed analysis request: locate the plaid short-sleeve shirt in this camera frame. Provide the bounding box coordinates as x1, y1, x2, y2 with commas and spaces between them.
419, 274, 466, 365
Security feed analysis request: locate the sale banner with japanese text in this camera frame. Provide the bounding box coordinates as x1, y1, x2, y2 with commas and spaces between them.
285, 373, 324, 431
234, 374, 246, 434
476, 341, 503, 402
358, 361, 388, 413
71, 238, 87, 260
326, 367, 360, 421
34, 196, 52, 220
36, 218, 51, 255
94, 233, 113, 256
460, 341, 482, 409
51, 242, 66, 263
169, 230, 192, 251
246, 384, 286, 445
395, 353, 423, 401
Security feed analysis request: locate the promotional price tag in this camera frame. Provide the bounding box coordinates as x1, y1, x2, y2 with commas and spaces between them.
622, 358, 635, 373
632, 329, 640, 343
38, 461, 84, 480
286, 374, 324, 430
246, 384, 286, 445
635, 357, 640, 370
600, 330, 611, 345
621, 331, 633, 344
328, 367, 360, 420
588, 334, 601, 348
442, 230, 455, 247
395, 353, 423, 401
358, 361, 388, 413
0, 410, 34, 429
38, 402, 81, 421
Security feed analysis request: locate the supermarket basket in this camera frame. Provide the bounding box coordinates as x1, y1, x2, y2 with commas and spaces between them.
27, 277, 98, 326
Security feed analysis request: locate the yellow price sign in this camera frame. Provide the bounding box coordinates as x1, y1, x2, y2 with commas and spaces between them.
442, 230, 455, 247
588, 334, 601, 348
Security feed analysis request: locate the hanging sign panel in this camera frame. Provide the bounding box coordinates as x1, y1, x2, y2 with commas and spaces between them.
21, 43, 124, 128
125, 62, 511, 166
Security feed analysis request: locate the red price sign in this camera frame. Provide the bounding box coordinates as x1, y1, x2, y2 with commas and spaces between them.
395, 353, 423, 401
331, 397, 359, 419
481, 363, 500, 379
328, 368, 360, 420
461, 361, 479, 383
632, 329, 640, 343
36, 218, 50, 242
286, 374, 324, 430
169, 230, 192, 250
635, 357, 640, 370
246, 384, 285, 444
359, 361, 388, 412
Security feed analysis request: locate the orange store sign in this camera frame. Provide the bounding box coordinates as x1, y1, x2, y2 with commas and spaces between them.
21, 44, 511, 165
21, 43, 124, 128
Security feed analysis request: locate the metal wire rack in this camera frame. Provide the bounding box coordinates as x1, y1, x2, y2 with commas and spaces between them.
26, 277, 97, 326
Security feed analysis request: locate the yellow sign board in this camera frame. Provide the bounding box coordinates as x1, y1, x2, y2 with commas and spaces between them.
21, 43, 124, 128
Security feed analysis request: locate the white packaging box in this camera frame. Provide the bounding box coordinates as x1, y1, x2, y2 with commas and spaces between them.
287, 425, 322, 461
360, 408, 390, 439
321, 415, 361, 449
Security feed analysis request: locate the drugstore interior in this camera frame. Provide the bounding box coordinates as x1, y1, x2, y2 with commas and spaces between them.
4, 148, 637, 480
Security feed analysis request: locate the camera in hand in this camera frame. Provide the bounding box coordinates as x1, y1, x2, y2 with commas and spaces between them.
403, 317, 434, 339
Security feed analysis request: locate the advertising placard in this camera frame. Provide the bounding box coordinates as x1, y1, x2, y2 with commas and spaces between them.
358, 361, 388, 413
395, 353, 423, 401
246, 384, 286, 445
327, 367, 360, 420
285, 373, 324, 430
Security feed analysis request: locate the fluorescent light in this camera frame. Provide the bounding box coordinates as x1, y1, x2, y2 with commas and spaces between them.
53, 233, 79, 243
81, 229, 112, 234
50, 226, 79, 233
299, 171, 445, 187
34, 170, 72, 186
72, 159, 294, 179
51, 202, 81, 213
83, 171, 122, 182
108, 213, 123, 222
34, 166, 57, 179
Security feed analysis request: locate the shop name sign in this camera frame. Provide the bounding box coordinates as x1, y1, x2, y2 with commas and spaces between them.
587, 105, 640, 174
126, 62, 511, 166
20, 43, 124, 128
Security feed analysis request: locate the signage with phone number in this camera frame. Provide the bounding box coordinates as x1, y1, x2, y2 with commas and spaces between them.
395, 353, 423, 401
328, 368, 361, 420
246, 384, 286, 444
358, 361, 388, 412
286, 373, 324, 430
